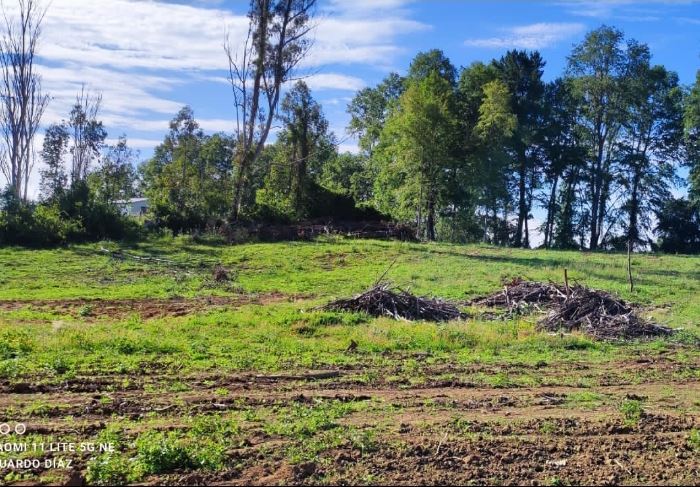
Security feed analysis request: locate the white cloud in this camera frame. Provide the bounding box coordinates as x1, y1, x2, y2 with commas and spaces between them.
558, 0, 698, 19
464, 23, 586, 50
302, 73, 366, 91
5, 0, 427, 197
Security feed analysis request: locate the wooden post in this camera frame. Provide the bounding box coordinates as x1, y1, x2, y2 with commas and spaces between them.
627, 240, 634, 292
564, 268, 570, 299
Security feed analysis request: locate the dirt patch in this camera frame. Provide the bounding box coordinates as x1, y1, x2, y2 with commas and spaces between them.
0, 292, 301, 320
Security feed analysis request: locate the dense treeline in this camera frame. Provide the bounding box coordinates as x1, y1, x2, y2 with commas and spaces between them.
0, 0, 699, 253
344, 26, 700, 252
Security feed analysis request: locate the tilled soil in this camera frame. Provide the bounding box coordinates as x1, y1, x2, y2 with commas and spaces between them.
0, 293, 302, 320
1, 355, 698, 486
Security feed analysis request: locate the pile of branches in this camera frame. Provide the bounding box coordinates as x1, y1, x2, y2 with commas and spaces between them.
539, 286, 674, 340
324, 282, 464, 322
472, 279, 674, 341
469, 278, 568, 311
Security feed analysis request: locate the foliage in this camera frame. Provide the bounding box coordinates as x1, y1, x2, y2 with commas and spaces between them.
140, 107, 234, 233
655, 198, 700, 253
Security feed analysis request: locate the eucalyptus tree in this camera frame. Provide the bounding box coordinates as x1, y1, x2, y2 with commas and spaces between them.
225, 0, 317, 221
0, 0, 49, 200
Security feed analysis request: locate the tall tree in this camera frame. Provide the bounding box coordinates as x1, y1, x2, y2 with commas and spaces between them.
376, 72, 458, 240
567, 26, 637, 249
39, 123, 69, 200
225, 0, 317, 221
493, 50, 546, 247
89, 136, 138, 205
347, 72, 404, 157
67, 88, 106, 185
0, 0, 49, 200
406, 49, 457, 87
474, 79, 518, 244
539, 78, 585, 248
620, 64, 684, 249
686, 70, 700, 202
277, 81, 330, 212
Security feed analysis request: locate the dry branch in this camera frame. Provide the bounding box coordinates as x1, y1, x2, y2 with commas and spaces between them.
324, 282, 465, 322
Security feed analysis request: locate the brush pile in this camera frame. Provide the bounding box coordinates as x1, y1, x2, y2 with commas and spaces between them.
472, 279, 674, 340
324, 282, 464, 321
469, 278, 568, 310
538, 286, 674, 340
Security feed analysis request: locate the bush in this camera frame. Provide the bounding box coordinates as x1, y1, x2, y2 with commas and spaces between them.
0, 183, 141, 247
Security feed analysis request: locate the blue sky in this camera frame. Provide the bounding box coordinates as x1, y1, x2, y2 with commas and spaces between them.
24, 0, 700, 196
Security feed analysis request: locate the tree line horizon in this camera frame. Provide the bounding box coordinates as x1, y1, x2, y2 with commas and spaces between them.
1, 0, 699, 252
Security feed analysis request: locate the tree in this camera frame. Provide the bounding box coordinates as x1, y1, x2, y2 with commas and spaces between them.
277, 81, 331, 212
140, 107, 236, 232
567, 26, 640, 249
474, 80, 518, 244
39, 123, 69, 200
89, 136, 138, 205
225, 0, 317, 221
0, 0, 49, 200
493, 50, 546, 247
686, 70, 700, 202
655, 198, 700, 253
539, 78, 585, 248
620, 64, 684, 249
347, 72, 404, 157
67, 88, 107, 185
406, 49, 457, 87
376, 72, 458, 240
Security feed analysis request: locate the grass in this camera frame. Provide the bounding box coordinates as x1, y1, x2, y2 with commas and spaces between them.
1, 236, 699, 484
0, 236, 698, 381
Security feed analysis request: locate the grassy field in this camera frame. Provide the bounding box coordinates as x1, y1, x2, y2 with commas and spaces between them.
0, 236, 698, 485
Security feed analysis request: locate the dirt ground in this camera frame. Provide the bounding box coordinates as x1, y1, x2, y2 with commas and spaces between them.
1, 350, 698, 486
0, 293, 302, 320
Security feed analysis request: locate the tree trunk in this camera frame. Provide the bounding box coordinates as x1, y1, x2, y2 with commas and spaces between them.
515, 147, 527, 247
628, 167, 641, 247
426, 191, 436, 241
544, 176, 559, 248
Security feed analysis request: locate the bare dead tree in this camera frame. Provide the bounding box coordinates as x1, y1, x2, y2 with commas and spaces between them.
225, 0, 316, 221
0, 0, 49, 200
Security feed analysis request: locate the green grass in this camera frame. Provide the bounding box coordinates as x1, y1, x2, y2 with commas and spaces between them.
1, 236, 698, 382
1, 236, 698, 484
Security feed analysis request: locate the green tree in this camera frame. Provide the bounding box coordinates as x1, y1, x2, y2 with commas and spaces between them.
474, 80, 518, 244
89, 136, 139, 205
539, 78, 585, 249
256, 81, 335, 219
376, 72, 459, 240
567, 25, 643, 249
493, 50, 546, 247
39, 124, 70, 201
620, 64, 684, 249
686, 70, 700, 201
347, 73, 404, 157
140, 107, 234, 232
406, 49, 457, 87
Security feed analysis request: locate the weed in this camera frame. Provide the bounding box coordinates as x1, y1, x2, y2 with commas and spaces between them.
688, 429, 700, 451
619, 399, 644, 426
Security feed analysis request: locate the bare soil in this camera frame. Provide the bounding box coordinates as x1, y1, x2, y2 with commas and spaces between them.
1, 353, 698, 485
0, 293, 302, 320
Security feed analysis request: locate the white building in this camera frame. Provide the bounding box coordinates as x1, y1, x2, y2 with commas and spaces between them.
116, 198, 149, 217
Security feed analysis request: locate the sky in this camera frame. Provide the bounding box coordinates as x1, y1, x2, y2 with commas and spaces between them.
15, 0, 700, 198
